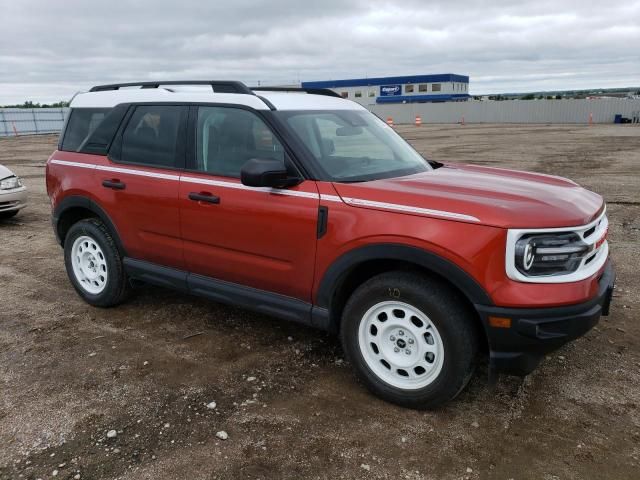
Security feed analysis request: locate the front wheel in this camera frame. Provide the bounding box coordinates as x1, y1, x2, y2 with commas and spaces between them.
340, 271, 479, 409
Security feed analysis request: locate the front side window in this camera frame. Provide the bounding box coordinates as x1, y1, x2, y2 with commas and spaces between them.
279, 110, 431, 182
195, 106, 284, 178
355, 91, 362, 98
120, 105, 183, 168
432, 83, 441, 92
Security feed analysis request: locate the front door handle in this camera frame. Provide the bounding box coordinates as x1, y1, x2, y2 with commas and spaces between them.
188, 192, 220, 204
102, 179, 126, 190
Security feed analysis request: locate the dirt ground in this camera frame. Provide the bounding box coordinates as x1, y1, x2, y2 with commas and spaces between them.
1, 125, 638, 480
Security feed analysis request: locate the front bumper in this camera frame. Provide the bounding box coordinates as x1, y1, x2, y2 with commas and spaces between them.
475, 260, 615, 376
0, 186, 28, 213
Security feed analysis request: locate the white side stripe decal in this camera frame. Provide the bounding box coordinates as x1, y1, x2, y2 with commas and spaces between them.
180, 175, 319, 199
50, 159, 480, 222
341, 197, 480, 222
95, 164, 180, 181
319, 194, 342, 203
49, 159, 96, 170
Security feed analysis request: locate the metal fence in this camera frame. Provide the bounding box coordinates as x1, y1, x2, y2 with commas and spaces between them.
0, 108, 68, 137
2, 100, 639, 137
370, 98, 640, 124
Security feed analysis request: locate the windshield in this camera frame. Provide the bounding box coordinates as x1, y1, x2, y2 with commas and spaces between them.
276, 110, 432, 182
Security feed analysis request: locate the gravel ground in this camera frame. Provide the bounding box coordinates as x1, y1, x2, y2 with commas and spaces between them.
0, 125, 638, 480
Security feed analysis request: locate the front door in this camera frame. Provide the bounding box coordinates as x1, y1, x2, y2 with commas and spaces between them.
178, 105, 319, 301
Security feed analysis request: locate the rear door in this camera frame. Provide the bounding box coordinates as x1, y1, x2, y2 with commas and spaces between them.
100, 104, 187, 269
178, 105, 319, 301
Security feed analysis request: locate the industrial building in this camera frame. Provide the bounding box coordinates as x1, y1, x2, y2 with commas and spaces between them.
302, 74, 470, 105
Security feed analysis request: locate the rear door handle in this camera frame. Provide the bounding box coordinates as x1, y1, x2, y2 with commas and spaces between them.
188, 192, 220, 204
102, 179, 126, 190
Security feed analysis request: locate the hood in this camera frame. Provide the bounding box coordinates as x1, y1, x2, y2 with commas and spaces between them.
332, 164, 604, 228
0, 164, 16, 180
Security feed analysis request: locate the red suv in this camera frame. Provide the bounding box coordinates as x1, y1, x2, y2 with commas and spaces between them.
46, 81, 615, 408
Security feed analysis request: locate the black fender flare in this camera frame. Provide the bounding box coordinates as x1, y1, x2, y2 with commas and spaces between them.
316, 243, 493, 313
52, 195, 126, 255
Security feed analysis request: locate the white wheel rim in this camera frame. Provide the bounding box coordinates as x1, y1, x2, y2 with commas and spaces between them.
358, 301, 445, 390
71, 235, 108, 294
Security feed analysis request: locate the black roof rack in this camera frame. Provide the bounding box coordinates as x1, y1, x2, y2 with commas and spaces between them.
250, 86, 342, 99
89, 80, 254, 95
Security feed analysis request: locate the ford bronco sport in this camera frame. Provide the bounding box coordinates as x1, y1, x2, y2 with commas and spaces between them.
46, 81, 615, 408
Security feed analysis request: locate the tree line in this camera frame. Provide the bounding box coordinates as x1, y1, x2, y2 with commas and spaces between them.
0, 100, 70, 108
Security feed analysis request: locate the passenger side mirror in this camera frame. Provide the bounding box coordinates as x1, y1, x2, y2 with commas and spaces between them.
240, 158, 299, 188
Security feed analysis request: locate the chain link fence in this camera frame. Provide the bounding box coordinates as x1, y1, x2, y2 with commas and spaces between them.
0, 108, 68, 137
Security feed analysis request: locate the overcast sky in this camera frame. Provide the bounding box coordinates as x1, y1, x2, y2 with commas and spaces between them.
1, 0, 639, 104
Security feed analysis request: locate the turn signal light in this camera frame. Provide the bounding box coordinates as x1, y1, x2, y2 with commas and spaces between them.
488, 316, 512, 328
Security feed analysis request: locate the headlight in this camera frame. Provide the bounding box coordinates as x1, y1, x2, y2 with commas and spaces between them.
0, 176, 22, 190
514, 232, 590, 277
506, 209, 609, 283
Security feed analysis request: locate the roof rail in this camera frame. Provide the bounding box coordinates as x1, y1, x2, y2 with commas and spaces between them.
251, 86, 342, 99
89, 80, 254, 95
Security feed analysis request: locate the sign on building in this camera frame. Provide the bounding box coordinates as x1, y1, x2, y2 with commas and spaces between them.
380, 85, 401, 96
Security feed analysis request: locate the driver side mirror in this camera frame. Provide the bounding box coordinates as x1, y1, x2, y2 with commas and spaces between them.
240, 158, 300, 188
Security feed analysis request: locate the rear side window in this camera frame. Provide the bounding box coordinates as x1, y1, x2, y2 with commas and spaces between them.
120, 105, 183, 168
61, 108, 110, 152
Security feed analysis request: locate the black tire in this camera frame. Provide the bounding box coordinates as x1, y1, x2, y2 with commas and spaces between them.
64, 218, 130, 307
340, 271, 479, 409
0, 210, 18, 219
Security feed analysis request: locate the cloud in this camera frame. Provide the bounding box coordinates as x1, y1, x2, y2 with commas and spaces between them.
1, 0, 639, 103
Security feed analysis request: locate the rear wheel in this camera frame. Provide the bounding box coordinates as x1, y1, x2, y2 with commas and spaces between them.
340, 271, 479, 409
64, 218, 130, 307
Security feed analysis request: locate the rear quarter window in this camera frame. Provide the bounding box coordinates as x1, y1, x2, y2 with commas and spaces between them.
61, 108, 111, 152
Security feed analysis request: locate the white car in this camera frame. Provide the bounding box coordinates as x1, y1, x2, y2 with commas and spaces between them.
0, 164, 27, 219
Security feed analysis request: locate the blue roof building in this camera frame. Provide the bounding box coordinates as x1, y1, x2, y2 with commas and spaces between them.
302, 74, 470, 104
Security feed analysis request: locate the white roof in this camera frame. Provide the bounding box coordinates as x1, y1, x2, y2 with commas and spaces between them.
70, 87, 366, 111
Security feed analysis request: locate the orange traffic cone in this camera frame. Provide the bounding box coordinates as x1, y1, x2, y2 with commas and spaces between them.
415, 115, 422, 126
387, 117, 394, 127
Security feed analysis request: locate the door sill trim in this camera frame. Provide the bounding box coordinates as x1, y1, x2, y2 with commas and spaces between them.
123, 257, 328, 329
